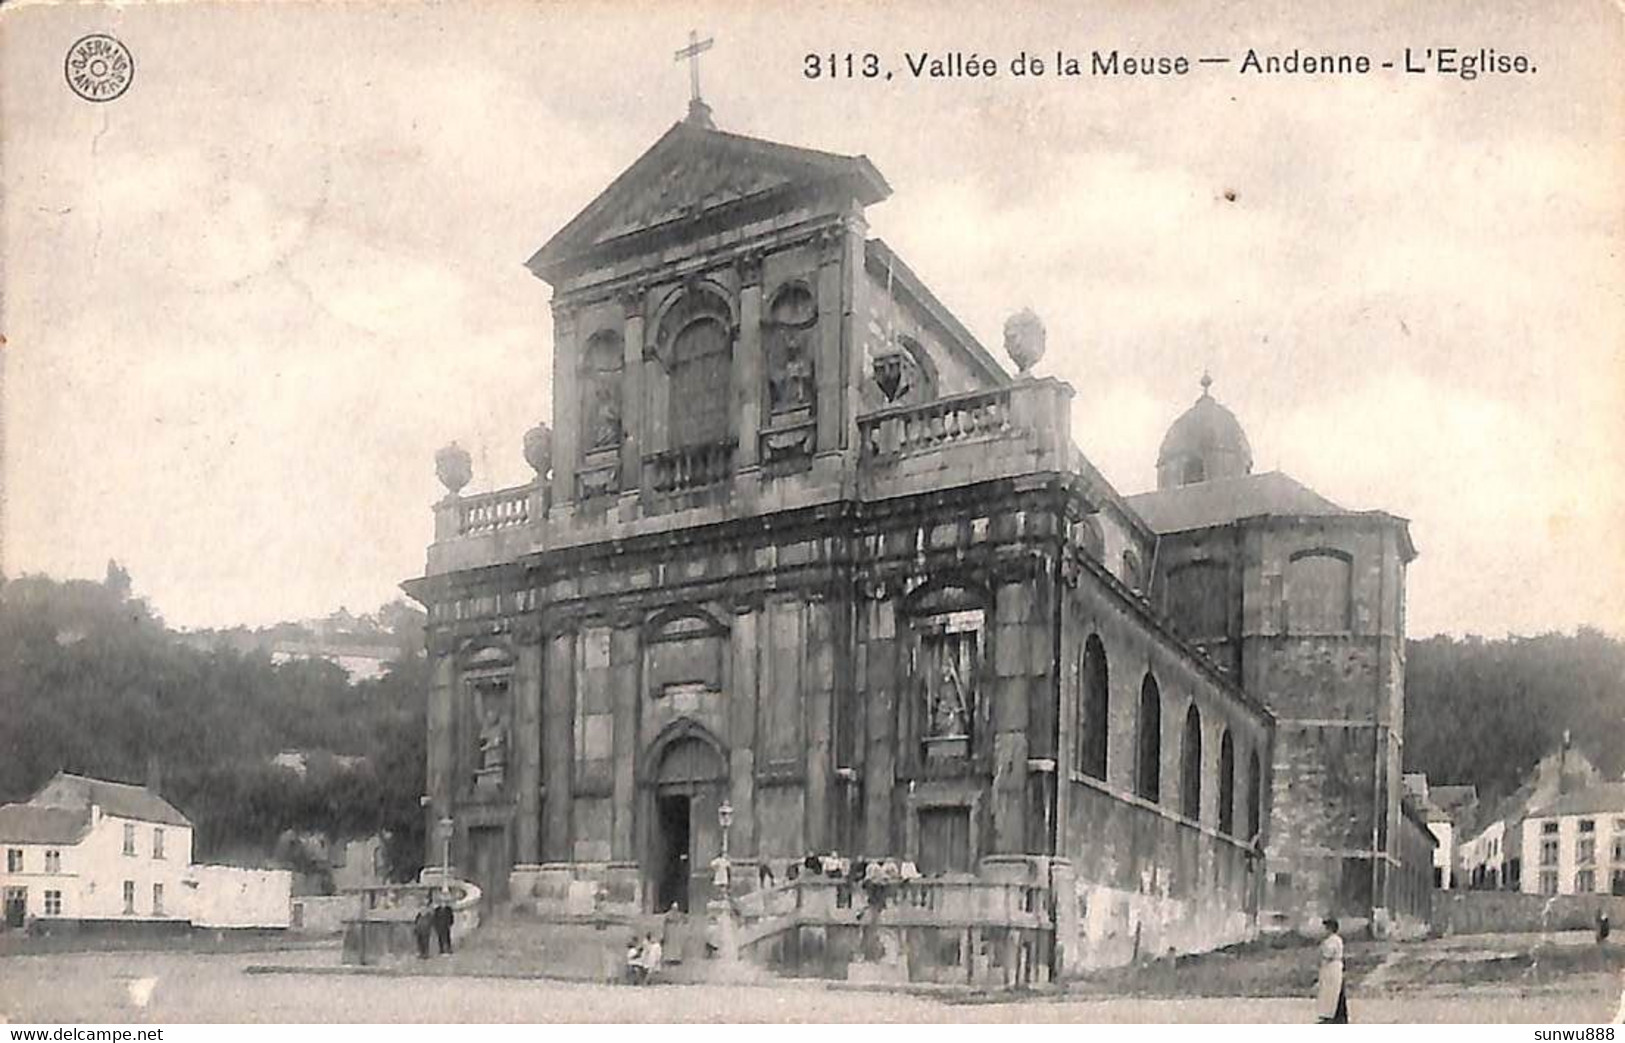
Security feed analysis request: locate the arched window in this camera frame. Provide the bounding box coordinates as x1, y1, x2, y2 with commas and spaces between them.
1246, 748, 1263, 843
1180, 704, 1202, 821
1286, 548, 1353, 634
670, 316, 732, 447
1077, 635, 1109, 780
580, 330, 624, 453
1136, 674, 1162, 802
1218, 729, 1236, 836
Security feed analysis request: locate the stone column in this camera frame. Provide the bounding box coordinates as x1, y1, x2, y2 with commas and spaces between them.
551, 306, 580, 506
618, 288, 646, 499
734, 251, 764, 469
728, 600, 759, 856
643, 292, 671, 468
991, 581, 1032, 854
543, 628, 576, 862
860, 591, 898, 855
425, 640, 457, 868
514, 626, 544, 864
610, 623, 641, 860
803, 595, 835, 853
813, 226, 846, 456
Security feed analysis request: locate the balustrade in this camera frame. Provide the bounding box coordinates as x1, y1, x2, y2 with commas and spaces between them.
457, 486, 533, 536
646, 439, 737, 495
859, 387, 1012, 459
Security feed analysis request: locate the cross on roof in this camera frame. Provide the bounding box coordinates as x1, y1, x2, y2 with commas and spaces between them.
675, 29, 714, 105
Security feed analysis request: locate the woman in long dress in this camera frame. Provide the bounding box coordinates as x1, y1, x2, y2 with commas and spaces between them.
1317, 917, 1349, 1023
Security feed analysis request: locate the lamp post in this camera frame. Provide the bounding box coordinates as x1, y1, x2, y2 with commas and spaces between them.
437, 816, 454, 885
717, 799, 733, 865
711, 797, 738, 970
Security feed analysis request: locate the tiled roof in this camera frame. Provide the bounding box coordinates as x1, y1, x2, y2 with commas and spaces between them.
1527, 782, 1625, 820
1124, 471, 1347, 533
31, 773, 191, 827
0, 803, 90, 844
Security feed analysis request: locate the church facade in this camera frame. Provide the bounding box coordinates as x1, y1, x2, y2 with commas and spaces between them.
404, 102, 1431, 978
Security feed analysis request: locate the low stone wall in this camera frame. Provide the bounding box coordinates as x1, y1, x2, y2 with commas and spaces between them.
1437, 890, 1625, 936
510, 861, 642, 918
290, 895, 356, 935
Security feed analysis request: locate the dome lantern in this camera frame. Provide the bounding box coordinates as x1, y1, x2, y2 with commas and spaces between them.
1155, 374, 1253, 490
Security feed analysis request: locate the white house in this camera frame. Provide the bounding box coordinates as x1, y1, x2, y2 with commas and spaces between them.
0, 772, 289, 929
1519, 782, 1625, 897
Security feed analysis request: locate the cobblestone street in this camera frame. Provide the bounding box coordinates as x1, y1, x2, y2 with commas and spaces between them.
2, 950, 1619, 1023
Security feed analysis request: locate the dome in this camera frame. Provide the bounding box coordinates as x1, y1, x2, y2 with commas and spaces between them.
1155, 374, 1253, 490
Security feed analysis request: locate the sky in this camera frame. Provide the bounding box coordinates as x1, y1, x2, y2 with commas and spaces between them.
1, 0, 1621, 638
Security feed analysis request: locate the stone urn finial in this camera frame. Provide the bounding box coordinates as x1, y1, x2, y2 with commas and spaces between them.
522, 422, 553, 479
435, 442, 472, 497
1003, 307, 1047, 376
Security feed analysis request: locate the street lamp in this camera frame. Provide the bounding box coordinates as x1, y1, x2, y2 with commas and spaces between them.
437, 816, 454, 885
715, 799, 734, 897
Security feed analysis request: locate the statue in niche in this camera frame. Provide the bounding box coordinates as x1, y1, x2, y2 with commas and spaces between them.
477, 707, 508, 779
767, 331, 815, 414
587, 378, 622, 450
582, 332, 624, 453
470, 677, 511, 788
929, 651, 970, 738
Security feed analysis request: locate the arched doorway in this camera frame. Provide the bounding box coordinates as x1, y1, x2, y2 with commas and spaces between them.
648, 732, 728, 913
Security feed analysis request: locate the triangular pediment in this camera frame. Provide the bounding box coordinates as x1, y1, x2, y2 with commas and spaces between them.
528, 120, 890, 281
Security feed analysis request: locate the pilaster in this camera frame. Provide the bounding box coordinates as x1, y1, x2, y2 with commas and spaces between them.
734, 251, 764, 469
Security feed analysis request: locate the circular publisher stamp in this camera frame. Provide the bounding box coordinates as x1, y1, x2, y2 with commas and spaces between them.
64, 34, 134, 103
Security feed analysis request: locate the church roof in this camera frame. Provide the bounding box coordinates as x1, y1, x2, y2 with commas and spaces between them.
0, 803, 90, 845
1125, 471, 1347, 533
1157, 379, 1254, 471
30, 772, 191, 827
527, 119, 891, 281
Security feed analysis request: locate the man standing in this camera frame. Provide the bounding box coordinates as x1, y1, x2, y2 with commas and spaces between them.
412, 896, 433, 960
432, 893, 455, 956
1316, 917, 1348, 1024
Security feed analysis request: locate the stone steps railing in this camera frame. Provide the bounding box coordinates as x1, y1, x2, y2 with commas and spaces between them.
646, 439, 737, 495
859, 386, 1013, 459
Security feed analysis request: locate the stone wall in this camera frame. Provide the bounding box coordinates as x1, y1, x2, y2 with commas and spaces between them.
1438, 890, 1625, 936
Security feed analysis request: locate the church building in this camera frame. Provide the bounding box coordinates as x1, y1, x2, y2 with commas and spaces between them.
404, 94, 1432, 980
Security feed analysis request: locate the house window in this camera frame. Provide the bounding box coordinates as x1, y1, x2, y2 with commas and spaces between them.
1580, 818, 1596, 833
1077, 635, 1109, 780
1578, 837, 1596, 865
5, 849, 20, 872
1541, 838, 1560, 866
45, 850, 60, 874
122, 880, 136, 914
153, 828, 165, 860
1180, 704, 1202, 821
1576, 870, 1596, 893
123, 823, 136, 856
1541, 821, 1559, 835
1539, 871, 1558, 896
1136, 674, 1162, 803
1217, 730, 1236, 836
44, 890, 62, 916
1613, 839, 1625, 864
152, 883, 165, 916
1613, 869, 1625, 897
